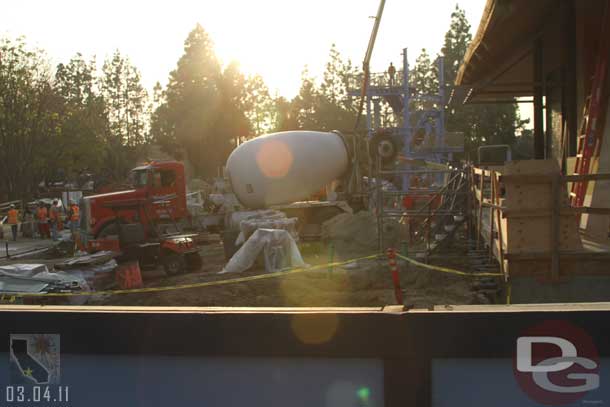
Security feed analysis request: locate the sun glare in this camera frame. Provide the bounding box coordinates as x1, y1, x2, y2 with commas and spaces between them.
1, 0, 486, 98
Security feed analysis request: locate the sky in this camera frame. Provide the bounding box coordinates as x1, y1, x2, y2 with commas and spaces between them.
0, 0, 488, 98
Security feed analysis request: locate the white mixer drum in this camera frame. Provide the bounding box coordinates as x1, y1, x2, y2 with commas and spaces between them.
226, 131, 350, 209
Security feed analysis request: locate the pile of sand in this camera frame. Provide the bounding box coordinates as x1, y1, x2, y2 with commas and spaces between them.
322, 211, 402, 258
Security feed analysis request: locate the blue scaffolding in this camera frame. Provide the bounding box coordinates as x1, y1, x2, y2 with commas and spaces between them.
348, 48, 464, 251
348, 48, 462, 191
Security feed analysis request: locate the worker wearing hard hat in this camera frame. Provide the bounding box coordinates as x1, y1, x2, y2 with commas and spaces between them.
387, 62, 396, 87
7, 204, 19, 241
36, 202, 50, 239
68, 200, 80, 238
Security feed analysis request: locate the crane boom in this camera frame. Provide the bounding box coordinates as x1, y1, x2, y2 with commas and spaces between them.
354, 0, 386, 131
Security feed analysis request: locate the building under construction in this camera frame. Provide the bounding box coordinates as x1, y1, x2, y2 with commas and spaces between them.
454, 0, 610, 302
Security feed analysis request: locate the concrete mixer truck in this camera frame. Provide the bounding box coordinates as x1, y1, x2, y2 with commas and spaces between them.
219, 130, 358, 257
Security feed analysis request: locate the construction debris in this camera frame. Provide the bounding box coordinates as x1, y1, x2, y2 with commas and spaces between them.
0, 264, 82, 294
221, 229, 306, 274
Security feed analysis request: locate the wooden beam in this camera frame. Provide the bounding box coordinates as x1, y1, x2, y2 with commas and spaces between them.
534, 38, 545, 159
500, 173, 610, 184
506, 251, 610, 261
493, 173, 506, 279
477, 174, 484, 249
572, 207, 610, 215
550, 175, 560, 281
561, 0, 578, 158
489, 171, 495, 262
563, 173, 610, 182
500, 174, 552, 184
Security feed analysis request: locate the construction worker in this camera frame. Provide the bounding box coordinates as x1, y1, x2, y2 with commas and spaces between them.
22, 207, 35, 238
36, 202, 50, 239
387, 62, 396, 87
7, 204, 19, 241
68, 200, 80, 238
49, 199, 60, 241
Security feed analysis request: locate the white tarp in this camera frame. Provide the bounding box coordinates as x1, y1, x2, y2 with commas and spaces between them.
233, 210, 298, 246
220, 228, 307, 274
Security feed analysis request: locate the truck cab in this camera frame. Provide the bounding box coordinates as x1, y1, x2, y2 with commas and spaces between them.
80, 161, 188, 239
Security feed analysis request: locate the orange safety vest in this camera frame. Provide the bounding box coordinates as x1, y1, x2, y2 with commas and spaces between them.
7, 209, 18, 225
71, 205, 79, 221
37, 207, 48, 222
49, 206, 59, 221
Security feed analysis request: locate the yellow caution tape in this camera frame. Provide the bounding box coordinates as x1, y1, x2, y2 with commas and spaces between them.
395, 253, 504, 278
10, 254, 381, 298
6, 251, 504, 299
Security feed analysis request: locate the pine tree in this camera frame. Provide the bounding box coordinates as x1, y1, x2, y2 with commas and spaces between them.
150, 24, 250, 178
320, 44, 345, 105
293, 66, 319, 129
243, 74, 275, 137
441, 4, 525, 157
412, 48, 437, 96
442, 5, 472, 86
54, 53, 107, 178
0, 37, 58, 199
101, 50, 149, 149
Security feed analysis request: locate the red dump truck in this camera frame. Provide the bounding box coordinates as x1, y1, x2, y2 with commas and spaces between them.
80, 161, 189, 238
80, 161, 202, 275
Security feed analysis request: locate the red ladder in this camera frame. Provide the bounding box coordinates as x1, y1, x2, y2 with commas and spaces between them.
570, 6, 610, 208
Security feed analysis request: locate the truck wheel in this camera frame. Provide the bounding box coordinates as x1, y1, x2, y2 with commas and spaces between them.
163, 254, 185, 276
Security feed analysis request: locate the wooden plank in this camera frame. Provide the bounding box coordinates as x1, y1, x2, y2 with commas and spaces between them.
506, 251, 610, 261
502, 209, 568, 218
499, 172, 610, 184
572, 207, 610, 214
473, 167, 491, 176
501, 160, 583, 255
563, 173, 610, 182
493, 173, 506, 279
503, 207, 610, 217
481, 201, 506, 210
500, 174, 553, 184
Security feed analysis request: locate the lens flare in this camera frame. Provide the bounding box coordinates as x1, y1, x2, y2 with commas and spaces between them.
357, 387, 371, 403
290, 313, 339, 345
255, 139, 294, 178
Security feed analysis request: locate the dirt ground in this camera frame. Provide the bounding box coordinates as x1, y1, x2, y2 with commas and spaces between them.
87, 242, 476, 308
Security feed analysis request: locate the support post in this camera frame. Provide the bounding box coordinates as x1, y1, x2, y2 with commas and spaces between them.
377, 156, 384, 253
493, 173, 506, 278
477, 173, 484, 249
426, 204, 431, 263
533, 38, 545, 159
402, 48, 411, 193
438, 56, 446, 149
561, 0, 578, 161
373, 98, 381, 129
489, 171, 495, 261
551, 174, 560, 281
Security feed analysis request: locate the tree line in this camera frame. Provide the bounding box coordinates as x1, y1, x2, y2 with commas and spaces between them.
0, 38, 151, 201
0, 4, 529, 201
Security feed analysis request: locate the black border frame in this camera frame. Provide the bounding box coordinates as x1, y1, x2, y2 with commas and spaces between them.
1, 305, 609, 406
